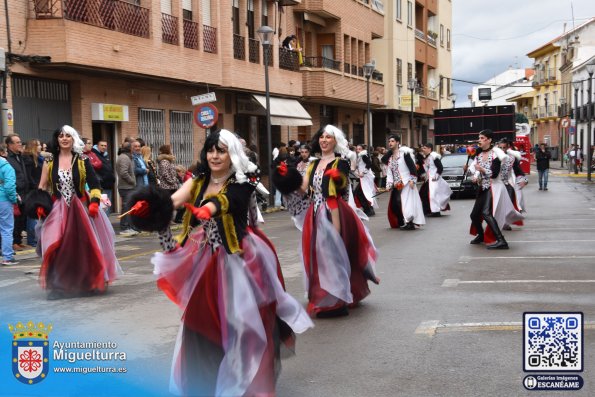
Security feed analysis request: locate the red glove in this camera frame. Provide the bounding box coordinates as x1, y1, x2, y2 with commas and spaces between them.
88, 202, 99, 218
277, 161, 288, 176
326, 196, 339, 210
130, 200, 150, 218
37, 207, 47, 219
324, 168, 342, 182
183, 203, 212, 220
13, 204, 21, 216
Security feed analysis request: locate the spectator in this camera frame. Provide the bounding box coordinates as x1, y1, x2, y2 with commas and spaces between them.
115, 142, 137, 236
157, 145, 179, 193
0, 143, 18, 265
5, 134, 33, 251
82, 138, 103, 170
132, 140, 148, 187
535, 143, 551, 191
91, 140, 116, 215
22, 139, 44, 247
141, 146, 159, 187
248, 144, 259, 165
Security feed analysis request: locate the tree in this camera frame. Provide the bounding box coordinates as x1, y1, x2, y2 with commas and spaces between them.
516, 113, 528, 124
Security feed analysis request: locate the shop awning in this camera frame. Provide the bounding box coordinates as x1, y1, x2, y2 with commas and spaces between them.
252, 95, 313, 126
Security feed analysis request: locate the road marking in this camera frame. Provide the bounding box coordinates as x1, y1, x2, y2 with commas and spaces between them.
115, 245, 142, 251
459, 255, 595, 262
416, 321, 595, 336
517, 227, 595, 231
443, 279, 595, 287
0, 278, 29, 288
507, 240, 595, 243
117, 250, 159, 261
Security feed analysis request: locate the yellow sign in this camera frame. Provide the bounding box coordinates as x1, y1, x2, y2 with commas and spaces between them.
399, 94, 420, 108
103, 104, 125, 121
7, 108, 13, 126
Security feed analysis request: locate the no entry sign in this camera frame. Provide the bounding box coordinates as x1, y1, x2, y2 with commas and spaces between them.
194, 104, 219, 129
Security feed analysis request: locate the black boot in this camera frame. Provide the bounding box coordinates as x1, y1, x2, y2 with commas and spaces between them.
484, 215, 509, 249
470, 235, 484, 244
400, 222, 415, 230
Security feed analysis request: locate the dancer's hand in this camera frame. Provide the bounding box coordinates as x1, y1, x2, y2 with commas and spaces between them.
183, 203, 211, 220
324, 168, 342, 182
88, 202, 99, 218
36, 206, 47, 219
130, 200, 150, 218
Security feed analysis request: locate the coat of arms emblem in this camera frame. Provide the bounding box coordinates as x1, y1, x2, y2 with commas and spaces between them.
8, 321, 52, 385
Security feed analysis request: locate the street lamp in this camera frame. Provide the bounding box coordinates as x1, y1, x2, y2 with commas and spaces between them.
573, 79, 581, 174
449, 93, 457, 109
407, 78, 418, 146
363, 62, 375, 149
560, 97, 566, 168
586, 62, 594, 181
257, 25, 274, 206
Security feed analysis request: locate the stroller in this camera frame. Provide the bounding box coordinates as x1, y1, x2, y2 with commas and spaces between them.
255, 182, 269, 212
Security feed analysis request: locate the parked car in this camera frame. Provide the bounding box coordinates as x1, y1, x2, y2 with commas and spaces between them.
441, 153, 478, 198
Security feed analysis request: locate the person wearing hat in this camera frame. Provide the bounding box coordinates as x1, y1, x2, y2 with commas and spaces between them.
468, 130, 523, 249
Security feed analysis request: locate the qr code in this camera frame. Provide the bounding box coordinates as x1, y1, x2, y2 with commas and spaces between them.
523, 313, 583, 372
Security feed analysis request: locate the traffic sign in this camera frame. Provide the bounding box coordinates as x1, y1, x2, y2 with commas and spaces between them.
561, 118, 570, 128
191, 92, 217, 106
194, 104, 218, 129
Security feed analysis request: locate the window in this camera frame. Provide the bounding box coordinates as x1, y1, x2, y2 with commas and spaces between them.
247, 0, 254, 38
447, 28, 451, 50
396, 58, 402, 85
439, 75, 443, 97
447, 78, 451, 96
170, 111, 194, 169
440, 24, 444, 46
261, 0, 268, 27
407, 62, 412, 81
395, 0, 402, 21
202, 0, 211, 26
232, 0, 240, 35
138, 109, 165, 151
407, 1, 412, 27
182, 0, 192, 20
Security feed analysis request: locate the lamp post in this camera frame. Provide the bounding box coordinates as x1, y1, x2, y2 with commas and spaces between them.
586, 62, 594, 181
407, 78, 418, 146
449, 93, 457, 109
573, 80, 581, 174
257, 25, 274, 206
363, 62, 375, 149
560, 97, 566, 168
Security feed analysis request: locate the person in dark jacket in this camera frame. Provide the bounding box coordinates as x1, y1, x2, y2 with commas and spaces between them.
22, 139, 44, 247
91, 140, 116, 214
5, 134, 33, 250
534, 143, 551, 191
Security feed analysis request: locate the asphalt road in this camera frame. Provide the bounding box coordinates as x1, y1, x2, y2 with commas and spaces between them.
1, 167, 594, 396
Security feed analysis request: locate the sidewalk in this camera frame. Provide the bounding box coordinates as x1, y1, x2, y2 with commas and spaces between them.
535, 162, 593, 177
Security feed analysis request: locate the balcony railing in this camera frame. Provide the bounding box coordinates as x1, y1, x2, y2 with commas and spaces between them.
427, 35, 437, 46
546, 68, 556, 81
248, 38, 260, 64
351, 65, 358, 75
264, 45, 273, 67
371, 70, 383, 83
427, 89, 437, 99
183, 19, 199, 50
344, 62, 351, 74
203, 25, 217, 53
162, 13, 178, 45
279, 47, 300, 71
59, 0, 150, 38
303, 56, 341, 71
547, 104, 557, 117
233, 34, 245, 60
415, 28, 425, 41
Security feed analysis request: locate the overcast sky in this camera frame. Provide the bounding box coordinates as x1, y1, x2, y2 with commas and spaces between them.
452, 0, 595, 106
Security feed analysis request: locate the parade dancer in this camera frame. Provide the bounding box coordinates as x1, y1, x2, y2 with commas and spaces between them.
34, 125, 120, 299
469, 130, 523, 249
383, 134, 425, 230
418, 143, 451, 217
498, 139, 528, 213
353, 144, 378, 216
273, 125, 379, 318
127, 129, 312, 397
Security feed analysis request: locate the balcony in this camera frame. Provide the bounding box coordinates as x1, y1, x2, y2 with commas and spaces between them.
162, 13, 178, 45
302, 68, 384, 106
303, 56, 341, 72
247, 38, 259, 64
415, 28, 425, 41
233, 34, 246, 60
183, 19, 199, 50
547, 104, 557, 118
51, 0, 151, 38
203, 25, 217, 53
279, 47, 300, 71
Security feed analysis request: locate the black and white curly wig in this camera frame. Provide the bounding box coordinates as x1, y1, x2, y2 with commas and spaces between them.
310, 124, 350, 157
197, 129, 257, 183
